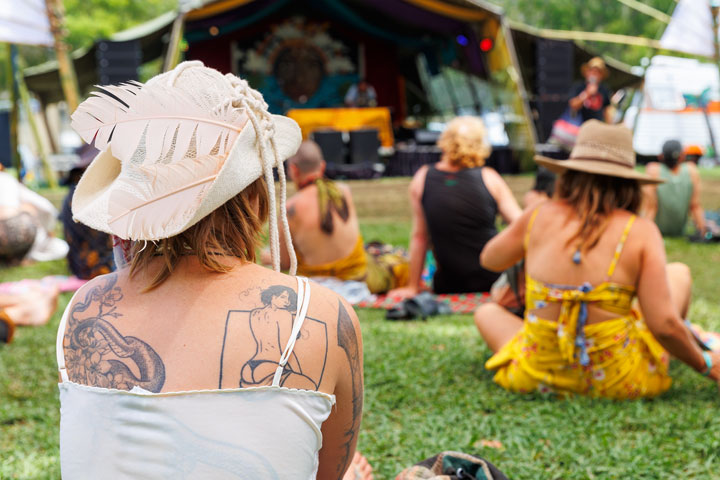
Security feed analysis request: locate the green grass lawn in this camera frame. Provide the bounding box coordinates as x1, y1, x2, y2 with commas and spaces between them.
2, 178, 720, 479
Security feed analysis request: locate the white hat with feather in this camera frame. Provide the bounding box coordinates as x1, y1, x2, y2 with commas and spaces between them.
70, 61, 301, 273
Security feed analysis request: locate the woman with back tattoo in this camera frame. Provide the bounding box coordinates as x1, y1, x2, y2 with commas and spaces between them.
56, 62, 370, 480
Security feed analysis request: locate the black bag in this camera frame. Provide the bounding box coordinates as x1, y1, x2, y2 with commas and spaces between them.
396, 451, 510, 480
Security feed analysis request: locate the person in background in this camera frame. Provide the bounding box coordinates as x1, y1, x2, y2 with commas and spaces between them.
264, 140, 407, 294
477, 121, 719, 399
643, 139, 706, 237
684, 145, 703, 165
0, 164, 68, 266
475, 167, 557, 322
522, 167, 556, 210
388, 116, 522, 299
568, 57, 612, 124
344, 79, 378, 108
60, 144, 114, 279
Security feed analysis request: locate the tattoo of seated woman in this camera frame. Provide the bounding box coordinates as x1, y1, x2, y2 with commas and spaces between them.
240, 285, 320, 390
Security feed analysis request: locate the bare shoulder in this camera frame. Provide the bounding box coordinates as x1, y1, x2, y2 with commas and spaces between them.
59, 269, 168, 392
305, 280, 361, 332
65, 270, 126, 314
336, 182, 356, 206
409, 165, 429, 198
336, 181, 351, 194
528, 199, 561, 224
625, 214, 662, 249
480, 165, 502, 182
686, 161, 701, 179
645, 162, 661, 176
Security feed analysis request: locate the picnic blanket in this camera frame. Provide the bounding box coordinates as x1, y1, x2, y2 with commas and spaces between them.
0, 275, 87, 295
356, 292, 491, 314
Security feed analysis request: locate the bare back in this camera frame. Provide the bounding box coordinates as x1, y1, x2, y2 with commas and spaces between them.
60, 259, 363, 478
288, 183, 361, 266
524, 201, 648, 324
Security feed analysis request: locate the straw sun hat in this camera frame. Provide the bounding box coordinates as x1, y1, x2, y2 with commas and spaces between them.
581, 56, 609, 79
70, 61, 302, 273
535, 120, 662, 185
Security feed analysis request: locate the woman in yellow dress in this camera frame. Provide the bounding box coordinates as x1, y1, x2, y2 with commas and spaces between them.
476, 120, 720, 399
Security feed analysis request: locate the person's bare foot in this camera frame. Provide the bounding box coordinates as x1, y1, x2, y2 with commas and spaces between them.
342, 452, 374, 480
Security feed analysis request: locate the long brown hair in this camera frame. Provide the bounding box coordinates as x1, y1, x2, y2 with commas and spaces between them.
556, 170, 641, 252
129, 177, 269, 291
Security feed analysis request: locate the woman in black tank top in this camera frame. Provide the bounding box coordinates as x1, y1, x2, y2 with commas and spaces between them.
389, 117, 522, 298
422, 165, 500, 293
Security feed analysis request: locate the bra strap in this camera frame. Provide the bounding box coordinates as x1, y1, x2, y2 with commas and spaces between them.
56, 289, 82, 383
272, 277, 311, 387
606, 215, 636, 280
524, 207, 541, 252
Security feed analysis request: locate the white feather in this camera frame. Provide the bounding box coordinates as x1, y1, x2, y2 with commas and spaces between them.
107, 154, 225, 239
71, 81, 248, 166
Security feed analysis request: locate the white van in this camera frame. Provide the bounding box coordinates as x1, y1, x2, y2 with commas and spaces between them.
624, 55, 719, 164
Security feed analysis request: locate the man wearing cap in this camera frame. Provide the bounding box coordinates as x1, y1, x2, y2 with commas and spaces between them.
643, 139, 706, 237
568, 57, 612, 124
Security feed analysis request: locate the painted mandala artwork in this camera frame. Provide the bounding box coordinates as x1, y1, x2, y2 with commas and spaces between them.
235, 17, 357, 112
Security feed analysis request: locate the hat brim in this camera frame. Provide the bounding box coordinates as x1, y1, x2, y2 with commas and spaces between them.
534, 155, 664, 185
581, 63, 609, 80
72, 114, 302, 240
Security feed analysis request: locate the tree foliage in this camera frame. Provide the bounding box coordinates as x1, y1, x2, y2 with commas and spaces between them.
63, 0, 176, 50
1, 0, 175, 91
494, 0, 680, 66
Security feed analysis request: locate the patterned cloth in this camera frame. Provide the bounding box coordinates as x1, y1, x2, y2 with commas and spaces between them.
486, 212, 672, 399
356, 292, 490, 314
60, 185, 114, 280
297, 237, 409, 294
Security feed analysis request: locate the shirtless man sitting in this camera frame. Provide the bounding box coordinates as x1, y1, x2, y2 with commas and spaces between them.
263, 140, 406, 294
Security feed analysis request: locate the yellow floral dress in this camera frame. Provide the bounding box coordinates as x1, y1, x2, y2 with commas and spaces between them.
485, 212, 672, 399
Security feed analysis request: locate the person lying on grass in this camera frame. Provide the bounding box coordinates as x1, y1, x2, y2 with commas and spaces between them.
476, 121, 720, 398
389, 116, 522, 299
57, 61, 367, 479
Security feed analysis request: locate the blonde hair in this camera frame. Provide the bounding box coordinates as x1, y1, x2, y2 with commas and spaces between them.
437, 116, 491, 169
129, 177, 269, 291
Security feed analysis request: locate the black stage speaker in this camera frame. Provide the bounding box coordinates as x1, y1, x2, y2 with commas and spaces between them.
349, 129, 380, 165
0, 110, 12, 169
312, 130, 345, 165
96, 40, 141, 85
535, 39, 574, 142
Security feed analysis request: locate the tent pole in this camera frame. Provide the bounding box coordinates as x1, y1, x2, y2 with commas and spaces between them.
711, 3, 720, 164
40, 101, 59, 154
163, 14, 186, 72
46, 0, 80, 112
5, 44, 21, 180
12, 49, 57, 189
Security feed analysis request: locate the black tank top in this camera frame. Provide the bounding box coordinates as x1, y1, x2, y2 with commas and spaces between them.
421, 165, 500, 293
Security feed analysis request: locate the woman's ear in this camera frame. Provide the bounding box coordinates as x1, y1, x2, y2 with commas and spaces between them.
250, 193, 260, 216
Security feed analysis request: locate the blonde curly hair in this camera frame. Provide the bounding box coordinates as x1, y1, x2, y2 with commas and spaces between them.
437, 116, 491, 169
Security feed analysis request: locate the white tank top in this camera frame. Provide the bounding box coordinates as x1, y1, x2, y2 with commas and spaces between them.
56, 277, 335, 479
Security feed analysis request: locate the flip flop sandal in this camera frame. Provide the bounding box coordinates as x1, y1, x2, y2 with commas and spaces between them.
406, 292, 451, 319
386, 300, 416, 320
